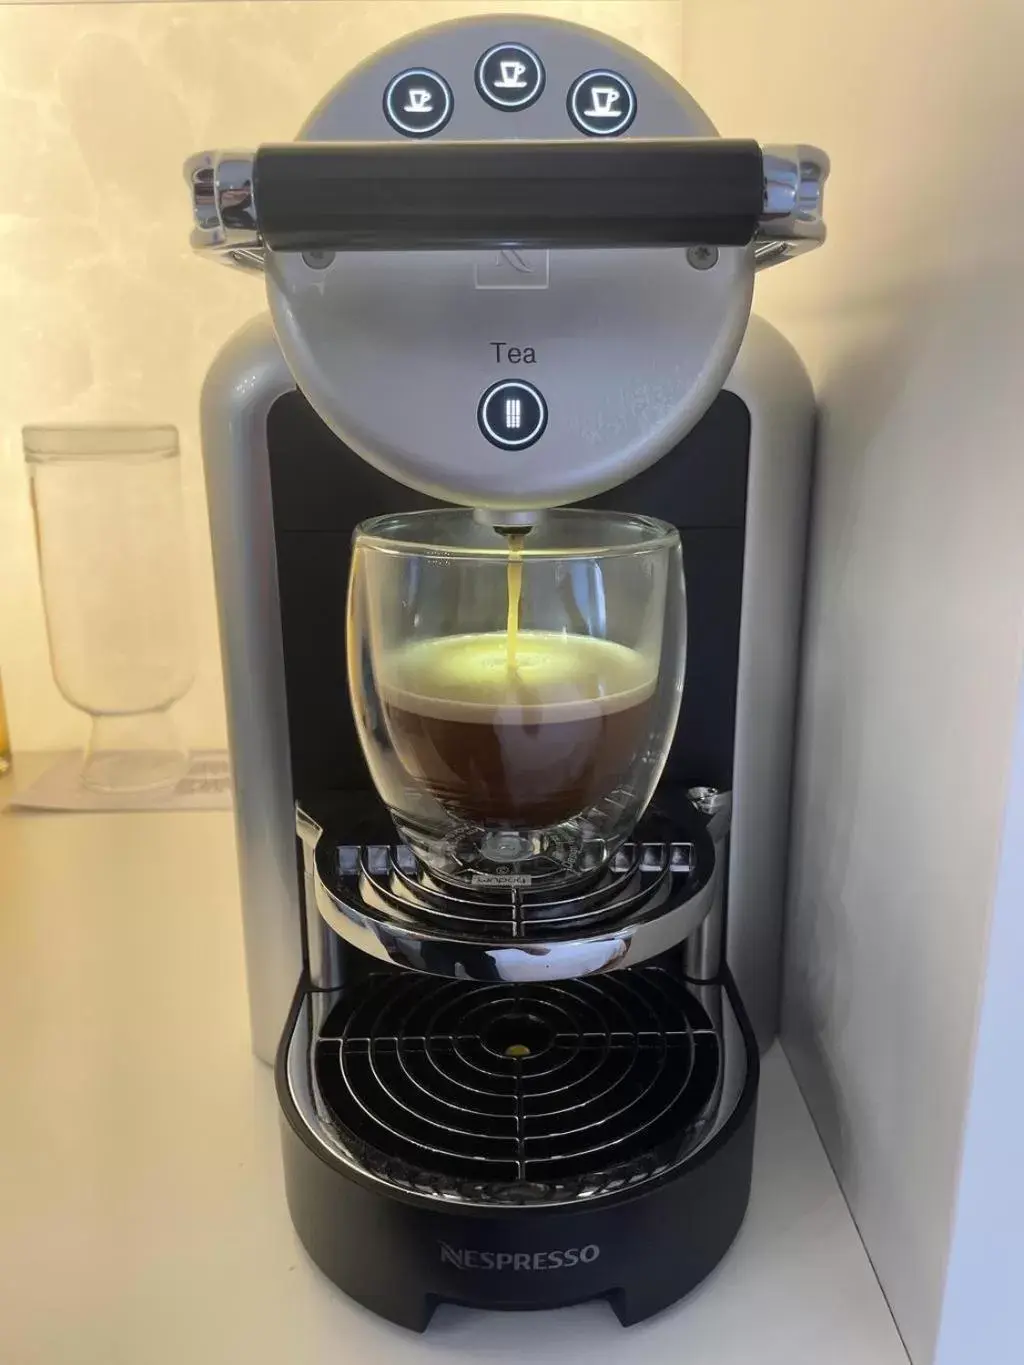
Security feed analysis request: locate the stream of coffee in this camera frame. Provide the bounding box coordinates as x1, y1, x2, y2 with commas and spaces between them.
505, 531, 525, 672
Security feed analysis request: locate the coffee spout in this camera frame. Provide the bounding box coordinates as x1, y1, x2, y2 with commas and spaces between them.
473, 508, 543, 537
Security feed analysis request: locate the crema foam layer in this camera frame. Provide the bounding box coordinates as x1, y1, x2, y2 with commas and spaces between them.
379, 631, 656, 723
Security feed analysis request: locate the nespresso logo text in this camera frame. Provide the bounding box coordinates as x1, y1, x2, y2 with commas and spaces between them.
440, 1243, 600, 1272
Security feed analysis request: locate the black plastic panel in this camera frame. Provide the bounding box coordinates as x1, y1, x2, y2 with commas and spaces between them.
267, 390, 749, 800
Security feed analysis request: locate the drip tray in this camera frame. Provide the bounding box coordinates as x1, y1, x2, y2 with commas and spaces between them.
305, 966, 732, 1205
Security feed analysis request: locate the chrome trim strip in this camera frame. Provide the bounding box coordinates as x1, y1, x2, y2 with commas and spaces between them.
297, 809, 346, 991
756, 145, 830, 271
684, 788, 732, 982
185, 150, 264, 270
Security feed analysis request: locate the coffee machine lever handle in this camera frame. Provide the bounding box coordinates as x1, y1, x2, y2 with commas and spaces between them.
185, 141, 827, 271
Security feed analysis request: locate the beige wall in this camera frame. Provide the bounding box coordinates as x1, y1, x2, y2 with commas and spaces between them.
680, 3, 1024, 1361
0, 0, 684, 751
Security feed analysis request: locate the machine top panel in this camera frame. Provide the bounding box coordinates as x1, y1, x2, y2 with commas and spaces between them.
265, 15, 754, 509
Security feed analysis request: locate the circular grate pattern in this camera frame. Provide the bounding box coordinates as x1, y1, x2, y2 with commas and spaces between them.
313, 967, 721, 1203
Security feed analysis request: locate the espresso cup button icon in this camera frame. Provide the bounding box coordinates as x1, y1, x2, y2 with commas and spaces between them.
476, 43, 545, 111
383, 69, 453, 137
567, 70, 636, 137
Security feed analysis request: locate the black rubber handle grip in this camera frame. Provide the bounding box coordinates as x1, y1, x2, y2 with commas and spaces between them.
253, 139, 764, 252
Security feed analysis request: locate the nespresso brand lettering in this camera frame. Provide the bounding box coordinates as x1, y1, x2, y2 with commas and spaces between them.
440, 1242, 600, 1271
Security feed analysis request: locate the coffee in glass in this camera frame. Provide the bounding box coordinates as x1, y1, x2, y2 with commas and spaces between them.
378, 629, 657, 826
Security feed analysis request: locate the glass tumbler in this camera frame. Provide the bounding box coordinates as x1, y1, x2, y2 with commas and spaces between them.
348, 508, 686, 890
24, 425, 195, 794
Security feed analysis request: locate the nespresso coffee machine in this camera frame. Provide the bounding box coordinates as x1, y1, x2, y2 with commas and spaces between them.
188, 14, 828, 1330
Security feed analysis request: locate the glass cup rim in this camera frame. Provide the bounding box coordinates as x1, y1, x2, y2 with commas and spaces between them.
23, 423, 179, 465
355, 507, 680, 561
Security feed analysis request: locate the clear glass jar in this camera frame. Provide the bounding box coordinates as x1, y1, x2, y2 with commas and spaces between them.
24, 425, 195, 793
348, 508, 685, 889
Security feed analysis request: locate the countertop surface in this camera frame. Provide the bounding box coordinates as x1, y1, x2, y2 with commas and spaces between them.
0, 757, 907, 1365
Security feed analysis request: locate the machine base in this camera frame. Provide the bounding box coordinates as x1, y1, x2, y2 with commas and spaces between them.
275, 972, 759, 1330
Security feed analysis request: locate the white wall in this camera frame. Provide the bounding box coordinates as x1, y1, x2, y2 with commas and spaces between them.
681, 3, 1024, 1361
934, 670, 1024, 1365
0, 0, 684, 754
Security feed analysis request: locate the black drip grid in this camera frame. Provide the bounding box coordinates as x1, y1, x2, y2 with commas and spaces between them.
313, 966, 721, 1202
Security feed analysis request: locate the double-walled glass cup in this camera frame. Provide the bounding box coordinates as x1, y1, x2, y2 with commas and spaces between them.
348, 508, 685, 890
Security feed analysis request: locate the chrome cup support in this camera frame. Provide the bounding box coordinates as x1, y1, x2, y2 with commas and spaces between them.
295, 793, 728, 986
